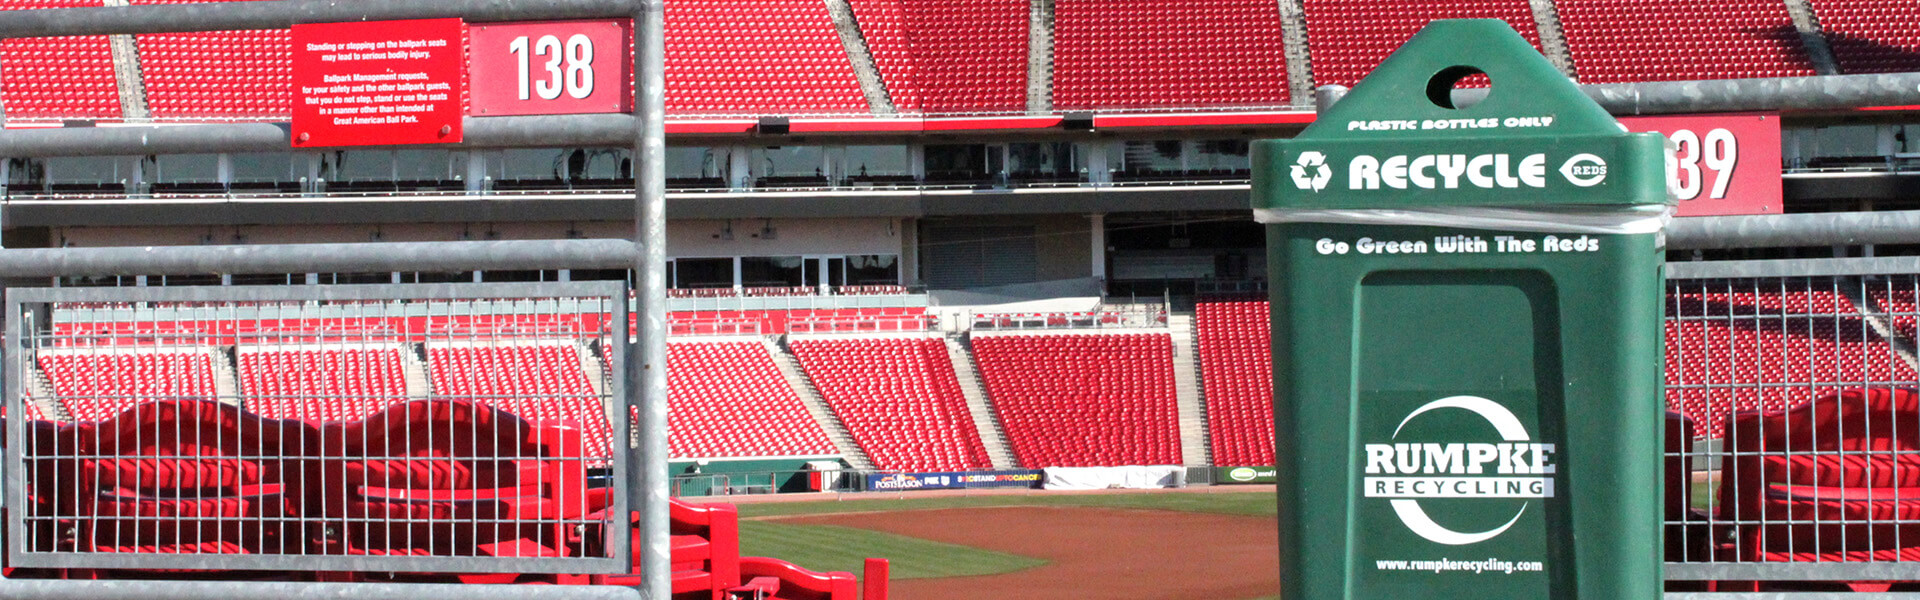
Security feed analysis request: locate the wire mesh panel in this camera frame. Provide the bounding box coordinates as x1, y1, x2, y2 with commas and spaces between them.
4, 282, 630, 576
1665, 275, 1920, 583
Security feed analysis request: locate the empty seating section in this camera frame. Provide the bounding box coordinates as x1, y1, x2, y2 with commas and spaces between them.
1195, 298, 1274, 467
38, 349, 218, 421
850, 0, 1027, 113
789, 337, 991, 471
667, 0, 866, 114
1665, 285, 1916, 437
1870, 285, 1920, 333
132, 0, 288, 119
237, 346, 407, 421
1556, 0, 1814, 83
1053, 0, 1287, 109
1813, 0, 1920, 74
0, 0, 119, 121
426, 343, 614, 459
11, 0, 1910, 121
843, 0, 920, 109
971, 333, 1181, 467
669, 341, 836, 458
1301, 0, 1540, 88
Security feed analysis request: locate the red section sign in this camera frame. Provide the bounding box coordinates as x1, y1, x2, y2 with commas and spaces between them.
292, 18, 465, 147
469, 20, 631, 117
1619, 113, 1782, 217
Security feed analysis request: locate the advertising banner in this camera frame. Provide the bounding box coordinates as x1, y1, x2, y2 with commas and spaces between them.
469, 20, 632, 117
1619, 113, 1782, 217
864, 470, 1043, 492
292, 18, 465, 147
1042, 465, 1185, 490
1216, 466, 1278, 484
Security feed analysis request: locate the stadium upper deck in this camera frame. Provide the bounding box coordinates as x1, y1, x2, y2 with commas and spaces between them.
0, 0, 1908, 123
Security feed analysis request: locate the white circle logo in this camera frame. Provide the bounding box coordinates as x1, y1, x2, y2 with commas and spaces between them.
1363, 396, 1556, 546
1558, 153, 1608, 187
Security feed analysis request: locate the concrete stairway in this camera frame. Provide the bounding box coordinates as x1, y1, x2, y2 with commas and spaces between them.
211, 347, 242, 406
577, 340, 610, 399
25, 363, 68, 420
945, 335, 1020, 470
1167, 314, 1213, 467
401, 343, 433, 399
765, 337, 875, 470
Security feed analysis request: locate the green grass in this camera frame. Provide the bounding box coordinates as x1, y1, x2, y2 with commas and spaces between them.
1691, 480, 1719, 511
734, 491, 1279, 598
738, 520, 1047, 580
732, 489, 1279, 519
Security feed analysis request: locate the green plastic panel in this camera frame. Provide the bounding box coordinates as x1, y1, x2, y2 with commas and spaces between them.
1258, 19, 1668, 600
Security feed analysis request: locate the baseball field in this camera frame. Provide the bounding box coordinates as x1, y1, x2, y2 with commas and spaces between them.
707, 486, 1281, 600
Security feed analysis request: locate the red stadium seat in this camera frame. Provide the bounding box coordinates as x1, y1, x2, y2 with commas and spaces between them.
238, 345, 408, 422
1556, 0, 1815, 83
663, 340, 837, 459
0, 0, 118, 121
1196, 297, 1274, 467
1300, 0, 1540, 89
427, 341, 614, 463
1665, 284, 1914, 438
847, 0, 1027, 113
667, 0, 866, 114
1812, 0, 1920, 74
789, 336, 991, 471
1054, 0, 1289, 109
971, 332, 1182, 467
39, 348, 221, 422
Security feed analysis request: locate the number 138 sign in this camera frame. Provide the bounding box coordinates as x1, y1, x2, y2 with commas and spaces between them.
470, 20, 631, 116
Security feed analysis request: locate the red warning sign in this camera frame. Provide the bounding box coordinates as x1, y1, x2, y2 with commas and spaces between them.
292, 18, 465, 147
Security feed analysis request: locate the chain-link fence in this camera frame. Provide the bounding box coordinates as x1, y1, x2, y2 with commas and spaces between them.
1665, 274, 1920, 586
5, 282, 632, 576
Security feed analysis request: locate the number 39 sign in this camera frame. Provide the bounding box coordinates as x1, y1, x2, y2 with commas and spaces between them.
469, 20, 632, 116
1619, 113, 1782, 217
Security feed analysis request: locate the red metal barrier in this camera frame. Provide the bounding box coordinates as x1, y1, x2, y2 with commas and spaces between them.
862, 558, 889, 600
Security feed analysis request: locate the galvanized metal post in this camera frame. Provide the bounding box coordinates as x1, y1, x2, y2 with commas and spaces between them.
631, 0, 671, 597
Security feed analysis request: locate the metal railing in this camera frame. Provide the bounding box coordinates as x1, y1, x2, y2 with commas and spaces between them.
667, 318, 764, 337
787, 314, 937, 335
968, 304, 1170, 331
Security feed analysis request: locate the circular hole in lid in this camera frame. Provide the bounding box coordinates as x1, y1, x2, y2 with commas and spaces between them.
1426, 65, 1491, 110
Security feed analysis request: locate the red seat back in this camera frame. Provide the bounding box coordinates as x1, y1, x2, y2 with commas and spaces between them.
72, 399, 318, 556
309, 399, 589, 558
1717, 388, 1920, 558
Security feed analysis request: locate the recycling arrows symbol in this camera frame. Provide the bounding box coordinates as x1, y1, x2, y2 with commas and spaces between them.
1291, 151, 1331, 192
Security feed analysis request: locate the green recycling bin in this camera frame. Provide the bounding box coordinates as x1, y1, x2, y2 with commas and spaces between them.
1253, 20, 1671, 600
